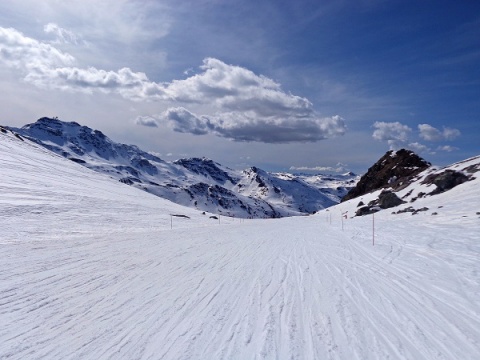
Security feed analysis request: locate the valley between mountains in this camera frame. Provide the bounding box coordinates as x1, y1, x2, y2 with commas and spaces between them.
1, 121, 479, 359
8, 117, 358, 219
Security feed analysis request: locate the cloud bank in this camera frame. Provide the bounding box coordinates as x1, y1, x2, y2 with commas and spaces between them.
289, 163, 347, 173
0, 27, 346, 143
418, 124, 460, 141
158, 107, 346, 143
372, 121, 461, 153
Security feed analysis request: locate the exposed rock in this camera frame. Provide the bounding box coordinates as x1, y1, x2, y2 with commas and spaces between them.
342, 149, 430, 202
171, 214, 190, 219
393, 206, 429, 215
422, 170, 469, 195
378, 190, 405, 209
355, 205, 381, 216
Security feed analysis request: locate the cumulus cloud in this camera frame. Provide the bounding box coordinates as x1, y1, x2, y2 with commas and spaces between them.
0, 27, 346, 143
159, 107, 346, 143
0, 27, 165, 97
372, 121, 412, 142
418, 123, 461, 141
442, 127, 461, 140
418, 124, 442, 141
0, 27, 75, 71
372, 121, 412, 149
407, 142, 431, 154
134, 115, 158, 127
165, 58, 313, 117
161, 107, 210, 135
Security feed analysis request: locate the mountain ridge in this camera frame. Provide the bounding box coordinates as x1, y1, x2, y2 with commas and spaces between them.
7, 117, 358, 218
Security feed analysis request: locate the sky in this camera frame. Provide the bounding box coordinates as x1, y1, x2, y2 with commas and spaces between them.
0, 0, 478, 174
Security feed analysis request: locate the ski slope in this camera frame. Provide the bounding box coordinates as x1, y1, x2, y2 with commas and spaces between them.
1, 132, 479, 359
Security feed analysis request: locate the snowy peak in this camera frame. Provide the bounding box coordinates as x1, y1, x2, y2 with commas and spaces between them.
15, 117, 164, 165
174, 157, 238, 185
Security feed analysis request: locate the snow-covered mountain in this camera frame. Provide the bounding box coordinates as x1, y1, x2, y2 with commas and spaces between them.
7, 117, 358, 218
1, 118, 479, 360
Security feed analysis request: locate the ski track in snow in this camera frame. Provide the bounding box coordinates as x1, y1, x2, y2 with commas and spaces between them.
1, 133, 479, 359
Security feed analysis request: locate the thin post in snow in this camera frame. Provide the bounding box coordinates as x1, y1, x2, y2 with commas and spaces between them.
341, 213, 344, 231
372, 212, 375, 246
170, 215, 172, 229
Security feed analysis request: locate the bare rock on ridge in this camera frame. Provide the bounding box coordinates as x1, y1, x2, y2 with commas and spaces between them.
342, 149, 430, 202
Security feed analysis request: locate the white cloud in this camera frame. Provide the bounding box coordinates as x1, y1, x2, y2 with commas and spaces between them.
134, 115, 158, 127
44, 23, 83, 45
407, 142, 431, 154
0, 27, 165, 97
0, 27, 75, 70
165, 58, 313, 116
442, 127, 461, 140
418, 123, 443, 141
158, 107, 346, 143
155, 59, 347, 142
161, 107, 210, 136
0, 27, 346, 143
289, 163, 346, 173
418, 123, 461, 141
372, 121, 412, 149
437, 145, 458, 152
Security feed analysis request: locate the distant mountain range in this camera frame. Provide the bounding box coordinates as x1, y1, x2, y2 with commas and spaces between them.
7, 117, 359, 218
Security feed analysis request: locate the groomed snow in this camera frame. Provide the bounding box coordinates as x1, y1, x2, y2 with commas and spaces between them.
1, 133, 479, 359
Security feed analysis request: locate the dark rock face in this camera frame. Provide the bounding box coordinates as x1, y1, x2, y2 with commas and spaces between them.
422, 170, 469, 195
174, 157, 238, 184
354, 190, 405, 216
355, 206, 380, 216
342, 149, 430, 202
378, 191, 405, 209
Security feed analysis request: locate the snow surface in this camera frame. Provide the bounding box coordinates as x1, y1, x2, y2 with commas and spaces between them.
1, 131, 480, 359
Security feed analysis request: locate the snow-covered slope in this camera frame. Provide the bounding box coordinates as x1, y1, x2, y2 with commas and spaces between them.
1, 122, 479, 359
8, 118, 358, 218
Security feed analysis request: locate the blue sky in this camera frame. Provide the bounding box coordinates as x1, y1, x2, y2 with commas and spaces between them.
0, 0, 478, 174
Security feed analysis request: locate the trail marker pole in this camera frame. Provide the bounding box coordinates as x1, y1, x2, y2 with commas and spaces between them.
341, 214, 344, 231
372, 212, 375, 246
170, 215, 172, 229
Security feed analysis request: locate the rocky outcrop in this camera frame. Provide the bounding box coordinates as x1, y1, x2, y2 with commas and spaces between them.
378, 191, 405, 208
354, 190, 405, 216
422, 170, 469, 195
342, 149, 430, 202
